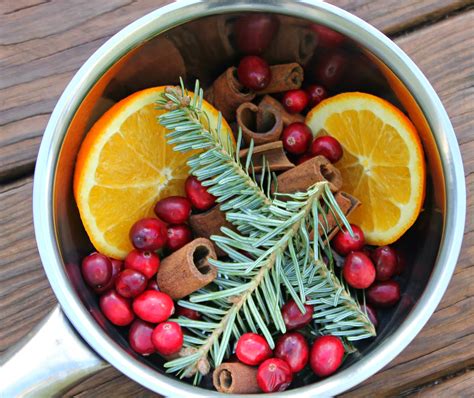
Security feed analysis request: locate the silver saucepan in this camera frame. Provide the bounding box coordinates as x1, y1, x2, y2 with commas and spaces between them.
1, 1, 466, 396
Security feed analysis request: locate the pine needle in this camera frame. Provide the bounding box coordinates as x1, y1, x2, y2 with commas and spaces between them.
156, 82, 375, 381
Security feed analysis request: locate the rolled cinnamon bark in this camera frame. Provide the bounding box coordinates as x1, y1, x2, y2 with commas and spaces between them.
189, 206, 235, 257
205, 67, 256, 122
239, 141, 295, 172
257, 63, 304, 95
114, 37, 186, 91
259, 95, 305, 126
167, 16, 234, 85
213, 362, 260, 394
263, 20, 317, 66
237, 102, 283, 146
276, 155, 342, 194
157, 238, 217, 299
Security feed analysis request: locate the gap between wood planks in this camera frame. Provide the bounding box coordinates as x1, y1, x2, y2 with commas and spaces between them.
388, 2, 474, 39
399, 366, 474, 396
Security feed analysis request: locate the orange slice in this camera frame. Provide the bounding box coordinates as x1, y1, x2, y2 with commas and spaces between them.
306, 92, 425, 245
74, 87, 234, 259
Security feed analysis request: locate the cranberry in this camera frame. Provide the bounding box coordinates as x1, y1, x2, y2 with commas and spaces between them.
152, 321, 183, 356
305, 84, 328, 107
282, 299, 314, 330
81, 252, 112, 291
361, 304, 378, 328
310, 136, 343, 163
124, 250, 160, 279
166, 224, 192, 251
257, 358, 293, 393
297, 153, 313, 165
235, 332, 272, 366
129, 218, 168, 251
237, 55, 271, 91
94, 258, 123, 294
185, 176, 216, 211
313, 49, 348, 88
310, 24, 346, 48
274, 332, 309, 373
332, 224, 365, 255
154, 196, 192, 225
310, 335, 344, 377
99, 290, 134, 326
282, 122, 313, 155
282, 89, 309, 114
176, 305, 201, 320
133, 290, 174, 323
146, 279, 160, 291
343, 252, 376, 289
129, 319, 155, 355
367, 280, 401, 308
372, 246, 398, 281
234, 14, 279, 55
115, 269, 147, 298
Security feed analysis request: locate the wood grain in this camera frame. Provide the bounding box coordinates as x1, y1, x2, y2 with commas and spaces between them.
0, 1, 473, 397
0, 177, 56, 353
0, 0, 470, 182
329, 0, 472, 34
0, 0, 173, 181
415, 369, 474, 397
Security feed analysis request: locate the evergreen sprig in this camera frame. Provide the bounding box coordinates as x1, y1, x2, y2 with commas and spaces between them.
156, 81, 375, 382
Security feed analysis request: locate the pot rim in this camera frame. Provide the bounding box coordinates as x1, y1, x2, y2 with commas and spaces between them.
33, 0, 466, 396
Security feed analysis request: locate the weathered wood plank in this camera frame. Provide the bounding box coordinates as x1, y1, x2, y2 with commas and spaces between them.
0, 0, 470, 181
414, 369, 474, 397
65, 367, 155, 398
329, 0, 471, 34
0, 0, 173, 181
0, 177, 56, 353
0, 0, 51, 16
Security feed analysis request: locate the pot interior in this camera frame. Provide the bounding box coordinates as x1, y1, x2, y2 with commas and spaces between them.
52, 12, 445, 391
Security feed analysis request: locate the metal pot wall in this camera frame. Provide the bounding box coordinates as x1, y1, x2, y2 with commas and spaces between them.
1, 1, 465, 396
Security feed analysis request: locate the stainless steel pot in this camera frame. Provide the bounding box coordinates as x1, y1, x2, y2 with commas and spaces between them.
2, 1, 466, 396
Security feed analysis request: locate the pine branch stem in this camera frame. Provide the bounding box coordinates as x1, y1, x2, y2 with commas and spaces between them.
185, 184, 325, 374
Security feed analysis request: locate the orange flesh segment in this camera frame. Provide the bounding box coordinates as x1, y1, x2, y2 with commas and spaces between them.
74, 87, 233, 259
306, 92, 425, 245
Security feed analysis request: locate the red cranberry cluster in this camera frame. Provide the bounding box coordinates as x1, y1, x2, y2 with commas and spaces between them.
333, 225, 404, 321
233, 14, 354, 173
236, 53, 339, 164
82, 250, 183, 356
233, 300, 345, 392
81, 175, 218, 356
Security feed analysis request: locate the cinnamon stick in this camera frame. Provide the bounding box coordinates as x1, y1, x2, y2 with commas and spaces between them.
257, 63, 304, 94
276, 155, 343, 194
157, 238, 217, 299
213, 362, 260, 394
204, 67, 256, 122
239, 141, 295, 172
237, 102, 283, 146
259, 95, 305, 126
167, 16, 234, 85
263, 20, 317, 66
189, 206, 235, 257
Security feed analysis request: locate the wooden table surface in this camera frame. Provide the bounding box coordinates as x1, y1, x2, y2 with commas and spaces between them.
1, 0, 473, 396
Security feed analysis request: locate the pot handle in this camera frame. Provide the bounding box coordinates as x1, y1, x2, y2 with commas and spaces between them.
0, 305, 109, 397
